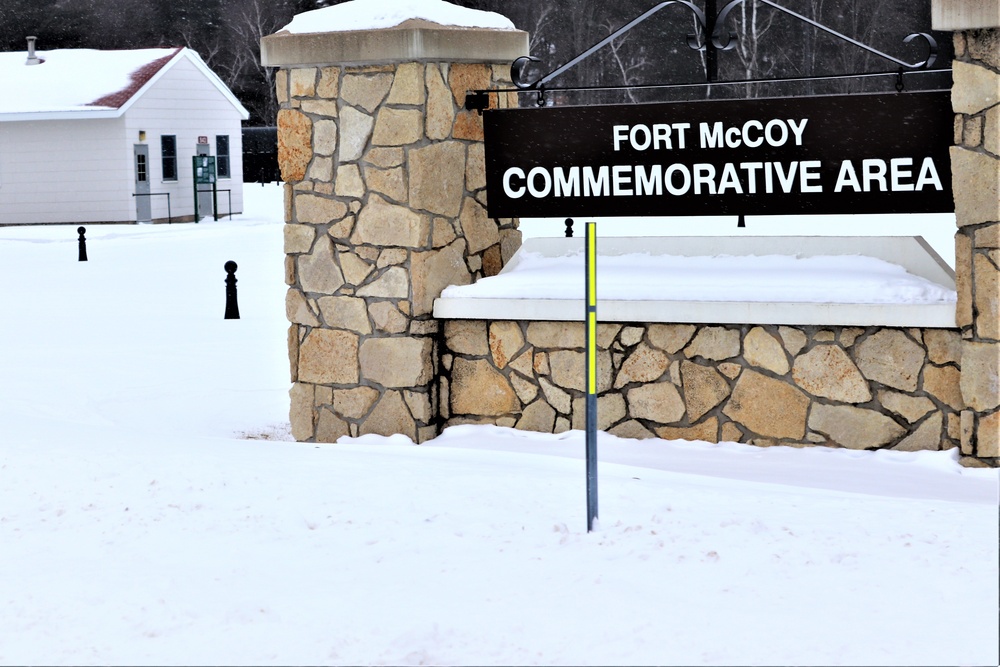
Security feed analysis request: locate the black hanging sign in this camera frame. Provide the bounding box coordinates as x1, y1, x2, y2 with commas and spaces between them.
483, 91, 954, 219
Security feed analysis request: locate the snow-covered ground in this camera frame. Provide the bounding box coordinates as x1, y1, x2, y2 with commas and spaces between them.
0, 185, 996, 666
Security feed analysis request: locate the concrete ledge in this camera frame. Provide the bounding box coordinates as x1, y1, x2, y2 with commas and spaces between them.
261, 23, 529, 67
434, 296, 958, 328
933, 0, 1000, 30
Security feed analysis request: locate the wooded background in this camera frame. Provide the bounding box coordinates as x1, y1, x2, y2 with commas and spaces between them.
0, 0, 952, 125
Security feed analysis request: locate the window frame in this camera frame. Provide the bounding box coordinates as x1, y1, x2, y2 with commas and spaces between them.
161, 135, 177, 181
136, 152, 148, 183
215, 135, 231, 179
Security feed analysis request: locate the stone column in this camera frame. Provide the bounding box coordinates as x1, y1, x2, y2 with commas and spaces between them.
262, 22, 527, 443
934, 0, 1000, 465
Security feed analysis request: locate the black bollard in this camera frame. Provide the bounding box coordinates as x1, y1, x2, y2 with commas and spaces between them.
77, 227, 88, 261
565, 218, 574, 238
224, 261, 240, 319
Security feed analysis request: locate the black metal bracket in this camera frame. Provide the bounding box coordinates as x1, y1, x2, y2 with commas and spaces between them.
511, 1, 710, 91
465, 91, 490, 112
464, 0, 940, 110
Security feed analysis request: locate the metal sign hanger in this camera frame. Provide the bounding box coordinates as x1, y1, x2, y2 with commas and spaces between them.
466, 0, 943, 111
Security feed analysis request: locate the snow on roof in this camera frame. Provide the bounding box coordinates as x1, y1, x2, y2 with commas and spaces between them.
280, 0, 516, 34
0, 46, 248, 121
0, 47, 180, 115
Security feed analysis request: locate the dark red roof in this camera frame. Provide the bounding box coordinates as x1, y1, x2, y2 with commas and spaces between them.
88, 47, 182, 108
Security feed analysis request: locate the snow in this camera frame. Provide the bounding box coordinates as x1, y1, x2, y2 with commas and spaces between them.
0, 184, 996, 666
280, 0, 516, 34
0, 48, 177, 114
442, 250, 957, 304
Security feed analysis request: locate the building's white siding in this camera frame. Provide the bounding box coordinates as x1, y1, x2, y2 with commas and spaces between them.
124, 57, 245, 221
0, 117, 132, 225
0, 53, 244, 225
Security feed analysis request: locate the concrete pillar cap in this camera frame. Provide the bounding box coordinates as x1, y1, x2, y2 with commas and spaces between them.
281, 0, 516, 34
261, 0, 528, 68
262, 20, 528, 67
933, 0, 1000, 30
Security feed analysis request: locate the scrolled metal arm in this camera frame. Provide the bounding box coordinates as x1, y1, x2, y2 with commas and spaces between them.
712, 0, 938, 69
763, 0, 941, 71
902, 32, 938, 69
507, 0, 940, 97
510, 0, 708, 90
511, 56, 542, 90
711, 0, 744, 51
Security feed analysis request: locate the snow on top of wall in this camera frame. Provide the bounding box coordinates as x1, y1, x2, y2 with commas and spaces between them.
280, 0, 516, 34
442, 252, 958, 304
0, 47, 179, 115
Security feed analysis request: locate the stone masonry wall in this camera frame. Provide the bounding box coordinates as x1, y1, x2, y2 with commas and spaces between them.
269, 11, 999, 467
442, 320, 968, 457
278, 61, 520, 443
951, 30, 1000, 464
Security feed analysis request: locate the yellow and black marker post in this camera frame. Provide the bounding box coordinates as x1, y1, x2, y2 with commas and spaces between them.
585, 222, 598, 532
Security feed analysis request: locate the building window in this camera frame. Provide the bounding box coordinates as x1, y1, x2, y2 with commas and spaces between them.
161, 135, 177, 181
216, 135, 230, 179
136, 153, 147, 182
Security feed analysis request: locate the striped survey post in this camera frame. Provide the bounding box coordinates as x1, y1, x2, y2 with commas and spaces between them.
585, 221, 598, 532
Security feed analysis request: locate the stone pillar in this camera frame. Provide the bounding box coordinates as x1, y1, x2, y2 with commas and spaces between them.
934, 0, 1000, 465
262, 21, 527, 443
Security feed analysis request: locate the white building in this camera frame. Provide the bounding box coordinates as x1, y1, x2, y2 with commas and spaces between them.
0, 41, 249, 225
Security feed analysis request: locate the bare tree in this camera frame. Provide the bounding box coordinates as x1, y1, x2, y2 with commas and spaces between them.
600, 18, 651, 102
725, 0, 779, 96
527, 3, 556, 56
0, 0, 948, 124
220, 0, 306, 124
